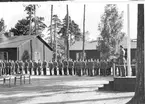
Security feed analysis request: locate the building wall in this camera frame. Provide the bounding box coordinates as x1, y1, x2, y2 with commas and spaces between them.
70, 49, 137, 62
70, 50, 100, 61
124, 49, 137, 62
18, 37, 53, 61
0, 48, 17, 60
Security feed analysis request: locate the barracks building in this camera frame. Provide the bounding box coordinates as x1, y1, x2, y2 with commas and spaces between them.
69, 37, 137, 62
0, 35, 53, 61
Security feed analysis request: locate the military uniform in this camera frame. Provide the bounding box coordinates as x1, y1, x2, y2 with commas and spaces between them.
42, 61, 47, 75
88, 60, 93, 76
5, 60, 9, 75
53, 61, 58, 75
100, 60, 107, 76
37, 61, 42, 75
33, 61, 38, 75
23, 61, 28, 74
94, 60, 100, 76
0, 61, 2, 76
11, 61, 15, 75
106, 60, 112, 76
14, 61, 19, 74
86, 60, 89, 76
63, 60, 68, 75
119, 47, 126, 77
58, 61, 63, 75
68, 60, 73, 75
81, 60, 86, 75
28, 60, 33, 75
73, 61, 77, 75
48, 61, 53, 75
76, 60, 81, 76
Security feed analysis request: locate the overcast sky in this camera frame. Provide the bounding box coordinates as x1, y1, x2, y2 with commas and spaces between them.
0, 1, 138, 40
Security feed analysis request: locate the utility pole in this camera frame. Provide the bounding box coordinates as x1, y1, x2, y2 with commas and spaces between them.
66, 5, 69, 61
82, 4, 86, 61
50, 5, 53, 47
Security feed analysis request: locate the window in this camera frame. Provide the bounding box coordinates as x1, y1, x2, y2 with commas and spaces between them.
0, 52, 8, 60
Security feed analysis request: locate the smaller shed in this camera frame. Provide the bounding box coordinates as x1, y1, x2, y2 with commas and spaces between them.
69, 41, 100, 60
0, 35, 53, 61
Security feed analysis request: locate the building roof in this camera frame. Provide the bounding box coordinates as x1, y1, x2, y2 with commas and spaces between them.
0, 35, 53, 51
70, 37, 137, 51
120, 37, 136, 49
69, 41, 98, 50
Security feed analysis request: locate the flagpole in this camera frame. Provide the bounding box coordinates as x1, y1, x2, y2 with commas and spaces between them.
127, 4, 131, 76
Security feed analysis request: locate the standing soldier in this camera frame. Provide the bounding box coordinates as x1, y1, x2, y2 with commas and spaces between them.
119, 45, 126, 77
8, 60, 11, 75
28, 60, 33, 75
0, 60, 2, 76
42, 60, 47, 75
89, 59, 94, 76
68, 59, 73, 75
37, 60, 42, 75
63, 59, 68, 75
73, 60, 77, 75
101, 59, 107, 76
86, 59, 89, 76
77, 59, 81, 76
11, 60, 15, 75
23, 60, 28, 74
5, 60, 9, 75
48, 60, 53, 76
33, 60, 38, 75
100, 59, 103, 76
53, 60, 58, 75
18, 60, 23, 74
94, 59, 100, 76
81, 60, 86, 76
14, 60, 19, 74
58, 60, 63, 75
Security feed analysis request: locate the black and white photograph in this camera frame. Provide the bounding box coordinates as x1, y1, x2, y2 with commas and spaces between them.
0, 1, 144, 104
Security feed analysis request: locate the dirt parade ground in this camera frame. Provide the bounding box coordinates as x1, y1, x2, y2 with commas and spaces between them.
0, 76, 134, 104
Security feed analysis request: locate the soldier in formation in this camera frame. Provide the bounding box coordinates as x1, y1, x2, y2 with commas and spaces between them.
0, 58, 114, 77
58, 60, 63, 75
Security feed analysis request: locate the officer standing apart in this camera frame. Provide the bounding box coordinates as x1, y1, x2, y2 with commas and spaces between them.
119, 45, 126, 77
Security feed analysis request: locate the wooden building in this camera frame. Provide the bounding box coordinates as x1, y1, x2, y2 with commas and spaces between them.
69, 38, 137, 62
0, 35, 53, 61
69, 41, 100, 60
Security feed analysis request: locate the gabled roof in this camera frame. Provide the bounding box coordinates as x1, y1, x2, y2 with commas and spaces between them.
70, 37, 137, 51
69, 41, 98, 50
0, 35, 53, 51
120, 37, 136, 49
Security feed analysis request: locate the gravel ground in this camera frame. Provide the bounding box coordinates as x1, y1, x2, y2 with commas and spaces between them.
0, 76, 134, 104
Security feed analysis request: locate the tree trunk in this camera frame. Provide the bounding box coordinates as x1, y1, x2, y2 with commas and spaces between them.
126, 4, 144, 104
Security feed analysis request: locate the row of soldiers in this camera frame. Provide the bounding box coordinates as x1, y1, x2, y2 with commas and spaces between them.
0, 59, 113, 76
